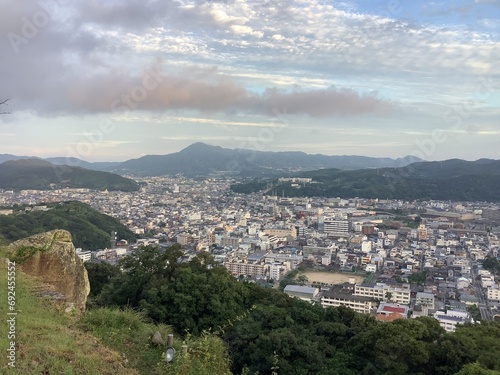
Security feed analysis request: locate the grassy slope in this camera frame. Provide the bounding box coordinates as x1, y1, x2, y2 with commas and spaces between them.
0, 258, 136, 374
0, 246, 232, 374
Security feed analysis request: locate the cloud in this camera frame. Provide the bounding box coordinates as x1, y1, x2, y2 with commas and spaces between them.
475, 0, 500, 5
0, 0, 497, 123
258, 87, 392, 116
39, 63, 392, 116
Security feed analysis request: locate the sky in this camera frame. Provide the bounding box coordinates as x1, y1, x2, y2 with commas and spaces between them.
0, 0, 499, 162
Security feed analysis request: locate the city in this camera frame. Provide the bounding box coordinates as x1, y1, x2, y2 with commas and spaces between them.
2, 176, 499, 331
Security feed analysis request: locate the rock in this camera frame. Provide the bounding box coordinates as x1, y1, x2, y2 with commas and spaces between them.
151, 331, 165, 346
8, 229, 90, 313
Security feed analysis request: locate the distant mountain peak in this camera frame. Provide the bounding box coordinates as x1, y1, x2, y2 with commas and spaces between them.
179, 142, 220, 153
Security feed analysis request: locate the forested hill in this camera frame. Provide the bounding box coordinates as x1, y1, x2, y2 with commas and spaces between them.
231, 159, 500, 202
0, 201, 135, 249
0, 159, 139, 191
113, 142, 421, 177
88, 246, 500, 375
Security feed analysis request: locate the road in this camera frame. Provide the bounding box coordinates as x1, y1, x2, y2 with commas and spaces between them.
472, 265, 492, 321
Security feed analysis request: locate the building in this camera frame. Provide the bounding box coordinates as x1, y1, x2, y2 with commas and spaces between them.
433, 310, 471, 332
302, 244, 335, 256
284, 285, 319, 302
270, 262, 289, 281
221, 236, 241, 249
75, 249, 91, 263
354, 283, 411, 305
481, 275, 495, 288
323, 216, 350, 237
365, 263, 377, 273
224, 261, 266, 278
176, 233, 192, 246
456, 277, 470, 290
416, 292, 435, 310
321, 283, 375, 313
115, 247, 127, 257
418, 224, 428, 240
321, 290, 376, 314
265, 253, 303, 268
487, 285, 500, 302
265, 228, 297, 239
376, 303, 409, 321
322, 255, 332, 266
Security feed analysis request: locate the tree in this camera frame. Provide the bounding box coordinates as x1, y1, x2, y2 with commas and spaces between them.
482, 257, 500, 274
84, 262, 120, 298
296, 274, 308, 285
385, 291, 393, 301
98, 244, 184, 307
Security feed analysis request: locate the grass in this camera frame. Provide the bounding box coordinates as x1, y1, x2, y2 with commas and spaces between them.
0, 243, 232, 375
79, 307, 172, 374
80, 307, 233, 375
0, 256, 137, 374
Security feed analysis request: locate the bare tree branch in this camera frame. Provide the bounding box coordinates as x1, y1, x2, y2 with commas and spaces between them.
0, 98, 10, 114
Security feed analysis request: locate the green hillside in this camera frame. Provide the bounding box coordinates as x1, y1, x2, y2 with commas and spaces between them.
0, 201, 135, 249
231, 159, 500, 201
90, 245, 500, 375
0, 159, 139, 191
0, 251, 232, 374
2, 235, 500, 374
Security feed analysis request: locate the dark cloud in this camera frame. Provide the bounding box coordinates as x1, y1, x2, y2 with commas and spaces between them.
259, 87, 391, 116
0, 0, 392, 118
3, 58, 391, 117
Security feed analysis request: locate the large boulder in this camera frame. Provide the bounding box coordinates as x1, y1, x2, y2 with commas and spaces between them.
8, 229, 90, 313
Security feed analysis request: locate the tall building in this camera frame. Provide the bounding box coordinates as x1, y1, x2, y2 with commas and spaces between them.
417, 224, 428, 240
323, 215, 350, 237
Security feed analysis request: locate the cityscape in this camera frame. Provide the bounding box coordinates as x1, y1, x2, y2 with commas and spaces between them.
2, 0, 500, 373
2, 174, 499, 331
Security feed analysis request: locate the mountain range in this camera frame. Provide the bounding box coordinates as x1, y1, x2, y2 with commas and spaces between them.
231, 158, 500, 202
0, 159, 139, 191
0, 142, 422, 177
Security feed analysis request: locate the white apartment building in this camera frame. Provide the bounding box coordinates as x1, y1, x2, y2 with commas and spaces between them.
321, 291, 375, 314
76, 249, 91, 263
270, 263, 289, 281
354, 283, 411, 305
265, 254, 303, 268
482, 275, 495, 288
433, 310, 471, 332
365, 264, 377, 273
115, 247, 127, 257
322, 255, 332, 266
487, 285, 500, 302
224, 261, 266, 278
323, 215, 350, 237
